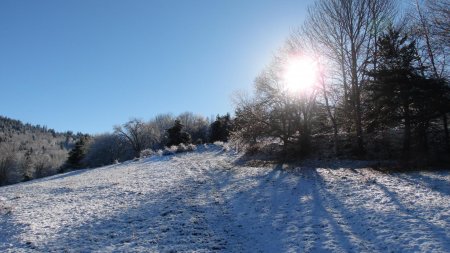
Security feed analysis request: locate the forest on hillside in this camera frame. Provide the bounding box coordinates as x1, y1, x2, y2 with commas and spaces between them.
0, 116, 82, 185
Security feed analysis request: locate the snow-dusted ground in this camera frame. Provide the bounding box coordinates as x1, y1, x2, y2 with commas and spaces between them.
1, 146, 449, 252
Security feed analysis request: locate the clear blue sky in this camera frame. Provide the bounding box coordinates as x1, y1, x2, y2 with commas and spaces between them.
0, 0, 312, 134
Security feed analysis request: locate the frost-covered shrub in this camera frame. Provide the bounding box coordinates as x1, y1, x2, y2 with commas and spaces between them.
156, 149, 164, 156
140, 149, 154, 158
169, 145, 178, 153
221, 143, 231, 152
161, 144, 197, 155
186, 144, 197, 151
162, 146, 177, 156
213, 141, 224, 147
176, 143, 187, 153
176, 143, 197, 153
212, 141, 231, 152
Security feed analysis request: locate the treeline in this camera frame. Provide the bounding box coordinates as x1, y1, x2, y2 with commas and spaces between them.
0, 116, 82, 185
1, 113, 233, 186
65, 112, 233, 170
232, 0, 450, 163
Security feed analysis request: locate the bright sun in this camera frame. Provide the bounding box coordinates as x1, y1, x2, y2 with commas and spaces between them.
282, 56, 319, 94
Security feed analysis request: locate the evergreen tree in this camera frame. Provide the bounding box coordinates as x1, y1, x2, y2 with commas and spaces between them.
209, 114, 232, 142
67, 135, 90, 168
367, 27, 450, 158
367, 28, 420, 158
167, 120, 191, 146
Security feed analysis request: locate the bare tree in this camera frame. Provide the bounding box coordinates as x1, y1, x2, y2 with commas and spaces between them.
410, 0, 448, 78
299, 0, 397, 155
83, 133, 130, 167
177, 112, 209, 143
426, 0, 450, 46
289, 26, 342, 155
114, 119, 148, 157
408, 0, 450, 150
232, 49, 319, 156
153, 113, 174, 131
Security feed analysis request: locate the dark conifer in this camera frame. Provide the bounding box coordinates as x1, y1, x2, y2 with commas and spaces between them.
367, 27, 450, 159
209, 114, 232, 142
167, 120, 191, 146
67, 135, 90, 168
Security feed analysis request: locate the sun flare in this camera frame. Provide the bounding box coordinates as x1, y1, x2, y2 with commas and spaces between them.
283, 56, 319, 94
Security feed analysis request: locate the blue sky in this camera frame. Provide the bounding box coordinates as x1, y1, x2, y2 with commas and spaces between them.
0, 0, 312, 134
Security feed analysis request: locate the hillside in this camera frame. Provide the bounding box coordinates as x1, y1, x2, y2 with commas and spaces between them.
0, 116, 82, 185
1, 146, 449, 252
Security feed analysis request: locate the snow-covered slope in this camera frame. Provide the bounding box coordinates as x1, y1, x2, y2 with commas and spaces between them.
1, 146, 449, 252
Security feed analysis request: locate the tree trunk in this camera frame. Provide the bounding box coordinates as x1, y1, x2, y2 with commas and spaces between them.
322, 80, 339, 156
351, 42, 365, 156
403, 102, 411, 159
417, 122, 429, 153
443, 113, 450, 152
355, 92, 364, 155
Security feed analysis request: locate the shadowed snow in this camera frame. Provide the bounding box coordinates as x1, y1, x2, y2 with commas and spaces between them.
1, 148, 449, 252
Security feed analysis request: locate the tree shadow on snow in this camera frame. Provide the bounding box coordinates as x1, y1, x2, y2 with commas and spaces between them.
218, 164, 367, 252
0, 211, 30, 251
395, 171, 450, 197
220, 164, 450, 252
374, 182, 450, 249
29, 156, 450, 252
37, 173, 232, 252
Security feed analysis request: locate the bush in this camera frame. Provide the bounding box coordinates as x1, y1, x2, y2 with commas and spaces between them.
213, 141, 231, 151
176, 143, 197, 153
213, 141, 224, 147
162, 146, 178, 156
176, 143, 187, 153
159, 144, 197, 156
186, 144, 197, 151
140, 149, 154, 158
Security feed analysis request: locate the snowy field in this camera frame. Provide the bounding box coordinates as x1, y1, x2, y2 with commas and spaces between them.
1, 146, 449, 252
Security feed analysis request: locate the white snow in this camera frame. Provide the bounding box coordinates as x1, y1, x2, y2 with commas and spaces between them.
1, 146, 449, 252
